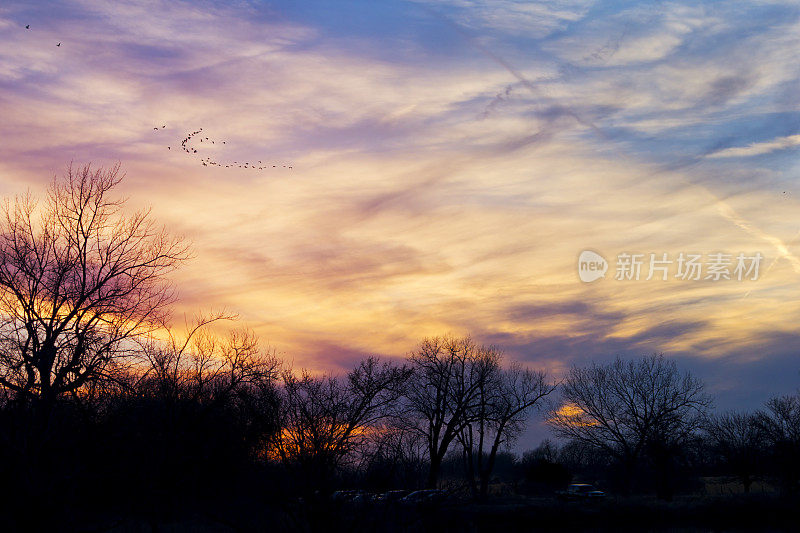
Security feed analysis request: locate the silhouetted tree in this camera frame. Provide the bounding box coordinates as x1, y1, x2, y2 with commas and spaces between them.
402, 335, 498, 488
557, 438, 611, 481
458, 361, 555, 499
365, 422, 429, 490
704, 411, 763, 493
548, 354, 711, 498
528, 439, 560, 463
274, 357, 411, 492
519, 440, 572, 493
754, 393, 800, 493
96, 316, 282, 517
0, 163, 189, 407
140, 313, 279, 407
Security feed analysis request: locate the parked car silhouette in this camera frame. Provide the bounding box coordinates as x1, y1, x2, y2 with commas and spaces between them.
376, 490, 411, 503
399, 489, 448, 505
556, 484, 606, 501
351, 492, 374, 504
331, 490, 362, 502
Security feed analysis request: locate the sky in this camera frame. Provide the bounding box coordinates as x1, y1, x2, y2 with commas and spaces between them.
1, 0, 799, 446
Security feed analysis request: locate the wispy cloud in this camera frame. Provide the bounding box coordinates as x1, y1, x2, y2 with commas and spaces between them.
0, 0, 798, 413
707, 134, 800, 158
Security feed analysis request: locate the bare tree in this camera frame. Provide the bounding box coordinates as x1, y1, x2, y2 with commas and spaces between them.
0, 164, 189, 406
273, 357, 411, 491
139, 313, 280, 403
755, 393, 800, 445
458, 361, 555, 499
366, 422, 429, 489
548, 354, 711, 497
519, 440, 572, 492
132, 314, 283, 468
704, 411, 763, 493
402, 335, 501, 488
753, 393, 800, 493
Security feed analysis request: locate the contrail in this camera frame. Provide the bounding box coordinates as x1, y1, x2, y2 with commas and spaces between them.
742, 228, 800, 298
715, 201, 800, 273
419, 4, 800, 272
421, 4, 607, 139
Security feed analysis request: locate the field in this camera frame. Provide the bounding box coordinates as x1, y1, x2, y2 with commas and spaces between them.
78, 491, 799, 532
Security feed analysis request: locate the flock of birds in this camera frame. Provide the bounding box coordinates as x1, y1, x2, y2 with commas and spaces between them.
24, 22, 292, 172
155, 126, 293, 171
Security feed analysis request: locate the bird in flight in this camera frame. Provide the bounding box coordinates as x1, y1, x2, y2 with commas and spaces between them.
25, 25, 30, 29
57, 43, 61, 47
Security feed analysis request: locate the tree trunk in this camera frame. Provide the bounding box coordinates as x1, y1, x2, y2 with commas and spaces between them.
478, 472, 490, 501
617, 455, 636, 495
463, 447, 478, 498
478, 431, 504, 501
426, 456, 441, 488
653, 450, 674, 501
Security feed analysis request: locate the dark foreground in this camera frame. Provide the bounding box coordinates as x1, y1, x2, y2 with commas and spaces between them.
65, 494, 799, 532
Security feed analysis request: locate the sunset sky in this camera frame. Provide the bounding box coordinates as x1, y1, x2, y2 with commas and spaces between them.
1, 0, 799, 436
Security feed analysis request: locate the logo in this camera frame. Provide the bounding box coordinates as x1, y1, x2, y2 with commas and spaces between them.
578, 250, 608, 283
576, 250, 763, 283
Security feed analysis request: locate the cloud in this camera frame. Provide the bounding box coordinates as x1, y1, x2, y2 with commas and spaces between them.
0, 0, 799, 420
414, 0, 595, 39
706, 134, 800, 158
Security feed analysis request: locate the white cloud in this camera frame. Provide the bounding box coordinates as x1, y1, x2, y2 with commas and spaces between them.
1, 0, 800, 372
415, 0, 596, 38
707, 134, 800, 158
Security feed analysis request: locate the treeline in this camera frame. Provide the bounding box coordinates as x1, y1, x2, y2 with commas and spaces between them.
0, 166, 798, 529
522, 369, 800, 500
0, 326, 555, 526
